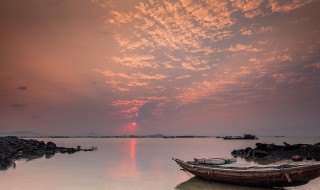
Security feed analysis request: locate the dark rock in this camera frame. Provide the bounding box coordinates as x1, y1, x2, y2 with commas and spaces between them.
231, 150, 238, 155
253, 150, 268, 158
230, 141, 320, 163
46, 142, 57, 149
38, 141, 46, 147
46, 150, 55, 155
283, 142, 290, 146
45, 153, 54, 159
246, 149, 253, 158
256, 143, 283, 152
245, 147, 252, 153
271, 144, 283, 150
283, 144, 301, 151
256, 143, 269, 151
0, 136, 97, 170
306, 156, 312, 160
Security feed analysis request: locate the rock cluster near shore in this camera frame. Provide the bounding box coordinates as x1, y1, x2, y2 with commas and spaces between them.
0, 136, 97, 170
232, 142, 320, 162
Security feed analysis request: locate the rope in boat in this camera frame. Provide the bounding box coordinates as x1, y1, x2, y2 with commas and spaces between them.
180, 169, 192, 178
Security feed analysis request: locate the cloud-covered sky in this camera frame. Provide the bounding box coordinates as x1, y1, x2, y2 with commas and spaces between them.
1, 0, 320, 136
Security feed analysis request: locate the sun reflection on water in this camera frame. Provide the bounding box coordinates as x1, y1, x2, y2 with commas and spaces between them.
130, 138, 137, 160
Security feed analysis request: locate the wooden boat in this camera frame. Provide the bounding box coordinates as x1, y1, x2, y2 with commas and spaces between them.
173, 158, 320, 187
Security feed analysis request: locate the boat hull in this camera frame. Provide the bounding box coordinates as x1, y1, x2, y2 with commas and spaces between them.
173, 158, 320, 187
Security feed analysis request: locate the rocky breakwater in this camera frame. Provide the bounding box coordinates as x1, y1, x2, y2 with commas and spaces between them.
232, 142, 320, 163
0, 136, 97, 170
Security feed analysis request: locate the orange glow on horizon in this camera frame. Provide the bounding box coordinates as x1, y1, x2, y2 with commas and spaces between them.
122, 122, 138, 134
129, 122, 137, 130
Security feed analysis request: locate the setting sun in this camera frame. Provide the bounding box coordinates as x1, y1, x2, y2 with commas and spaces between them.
130, 122, 137, 130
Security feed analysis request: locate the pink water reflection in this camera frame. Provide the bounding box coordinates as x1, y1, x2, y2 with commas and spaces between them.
130, 138, 136, 160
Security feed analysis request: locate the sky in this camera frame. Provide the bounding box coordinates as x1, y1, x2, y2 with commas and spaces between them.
1, 0, 320, 136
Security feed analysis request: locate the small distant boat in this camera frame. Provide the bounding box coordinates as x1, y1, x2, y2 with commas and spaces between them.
163, 136, 175, 138
173, 158, 320, 187
223, 134, 258, 140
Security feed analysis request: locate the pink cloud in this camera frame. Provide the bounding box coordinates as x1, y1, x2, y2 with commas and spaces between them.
312, 63, 320, 69
111, 96, 169, 119
99, 70, 167, 91
100, 70, 131, 79
240, 27, 253, 36
272, 72, 307, 84
224, 43, 262, 52
176, 75, 191, 80
268, 0, 315, 13
132, 73, 167, 80
105, 80, 130, 92
127, 81, 150, 87
112, 54, 157, 68
231, 0, 264, 18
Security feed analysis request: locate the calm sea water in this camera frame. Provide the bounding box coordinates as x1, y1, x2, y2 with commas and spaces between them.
1, 137, 320, 190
